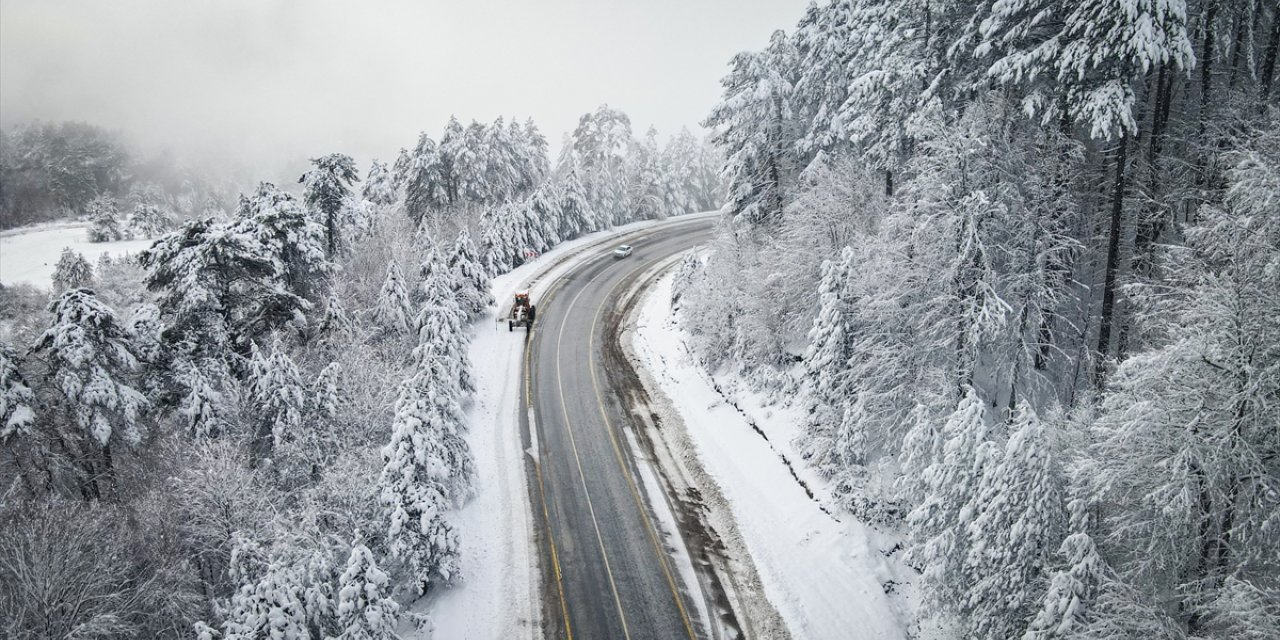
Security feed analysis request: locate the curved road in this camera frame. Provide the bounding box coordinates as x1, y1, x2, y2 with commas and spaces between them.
522, 219, 715, 640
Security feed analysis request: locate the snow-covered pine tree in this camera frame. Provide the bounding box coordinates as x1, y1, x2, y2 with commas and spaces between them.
129, 201, 174, 239
798, 247, 856, 476
416, 256, 473, 395
446, 229, 493, 320
372, 260, 413, 337
312, 362, 341, 422
218, 536, 313, 640
51, 248, 93, 293
399, 133, 449, 225
178, 358, 227, 440
317, 294, 354, 341
964, 405, 1064, 640
300, 153, 359, 258
140, 217, 275, 352
1022, 498, 1110, 640
559, 106, 633, 227
906, 387, 994, 617
247, 340, 307, 458
236, 182, 330, 310
87, 195, 125, 242
704, 30, 800, 226
0, 343, 36, 442
556, 168, 597, 239
362, 159, 397, 208
333, 542, 400, 640
378, 375, 462, 594
32, 289, 147, 496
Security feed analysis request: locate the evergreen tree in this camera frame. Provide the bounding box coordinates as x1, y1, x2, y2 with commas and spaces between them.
361, 160, 397, 208
87, 194, 124, 242
178, 358, 227, 441
907, 387, 993, 616
399, 133, 448, 224
0, 343, 36, 441
798, 247, 856, 475
248, 340, 307, 456
301, 153, 359, 258
372, 260, 413, 336
378, 375, 461, 594
129, 201, 174, 239
704, 30, 800, 225
447, 229, 493, 319
33, 289, 147, 495
51, 248, 93, 293
333, 542, 400, 640
964, 405, 1064, 639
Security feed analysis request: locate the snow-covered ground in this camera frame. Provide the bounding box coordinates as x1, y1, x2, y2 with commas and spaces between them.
422, 213, 718, 639
628, 270, 916, 640
0, 223, 154, 289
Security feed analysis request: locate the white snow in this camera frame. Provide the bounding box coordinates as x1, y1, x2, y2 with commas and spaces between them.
629, 270, 915, 640
0, 223, 154, 289
421, 213, 718, 639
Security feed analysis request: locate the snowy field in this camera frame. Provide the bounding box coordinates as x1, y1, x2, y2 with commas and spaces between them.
422, 213, 718, 639
0, 223, 154, 289
628, 271, 916, 640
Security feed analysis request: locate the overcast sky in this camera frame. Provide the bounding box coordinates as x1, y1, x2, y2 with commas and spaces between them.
1, 0, 808, 173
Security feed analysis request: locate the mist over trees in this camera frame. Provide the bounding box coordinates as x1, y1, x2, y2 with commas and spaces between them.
0, 104, 722, 637
681, 0, 1279, 637
0, 120, 238, 232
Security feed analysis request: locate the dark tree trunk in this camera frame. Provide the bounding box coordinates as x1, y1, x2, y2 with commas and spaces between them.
1094, 134, 1128, 386
1262, 9, 1280, 101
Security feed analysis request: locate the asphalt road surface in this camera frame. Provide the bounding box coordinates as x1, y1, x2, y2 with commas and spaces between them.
523, 218, 715, 640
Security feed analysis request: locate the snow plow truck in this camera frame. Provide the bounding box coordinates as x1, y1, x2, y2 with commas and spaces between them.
509, 291, 536, 331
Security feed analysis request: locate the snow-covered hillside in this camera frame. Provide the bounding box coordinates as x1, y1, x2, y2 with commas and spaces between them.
0, 223, 153, 289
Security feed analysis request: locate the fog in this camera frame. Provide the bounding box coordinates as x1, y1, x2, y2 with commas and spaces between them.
1, 0, 808, 177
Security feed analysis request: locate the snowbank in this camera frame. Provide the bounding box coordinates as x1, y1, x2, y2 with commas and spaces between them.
0, 223, 154, 289
422, 213, 718, 639
628, 270, 915, 640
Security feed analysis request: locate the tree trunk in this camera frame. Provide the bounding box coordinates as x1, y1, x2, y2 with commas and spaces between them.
1262, 9, 1280, 102
1094, 135, 1128, 386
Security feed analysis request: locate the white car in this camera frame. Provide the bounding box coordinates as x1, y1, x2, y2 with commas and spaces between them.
613, 244, 633, 258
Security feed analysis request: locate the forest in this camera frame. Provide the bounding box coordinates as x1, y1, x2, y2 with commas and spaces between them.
676, 0, 1279, 638
0, 107, 722, 638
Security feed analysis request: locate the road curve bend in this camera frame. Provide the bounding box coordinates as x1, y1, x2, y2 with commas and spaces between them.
521, 218, 715, 640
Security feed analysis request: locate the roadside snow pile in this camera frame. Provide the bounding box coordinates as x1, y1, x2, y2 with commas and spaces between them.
420, 213, 715, 639
0, 223, 153, 289
630, 271, 916, 640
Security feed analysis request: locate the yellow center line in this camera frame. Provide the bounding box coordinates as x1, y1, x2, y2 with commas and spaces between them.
587, 252, 701, 640
553, 268, 635, 640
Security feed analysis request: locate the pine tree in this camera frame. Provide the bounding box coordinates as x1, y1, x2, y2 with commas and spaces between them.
907, 387, 994, 615
0, 343, 36, 441
317, 294, 354, 341
219, 536, 314, 640
129, 202, 174, 239
704, 30, 800, 225
51, 248, 93, 293
399, 133, 448, 224
87, 195, 125, 242
312, 362, 342, 422
248, 340, 307, 456
378, 375, 462, 594
1023, 499, 1110, 640
362, 160, 396, 206
33, 289, 147, 495
333, 543, 400, 640
447, 229, 493, 320
798, 247, 856, 476
301, 153, 359, 258
964, 405, 1064, 639
237, 182, 330, 308
372, 260, 413, 336
178, 358, 227, 440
